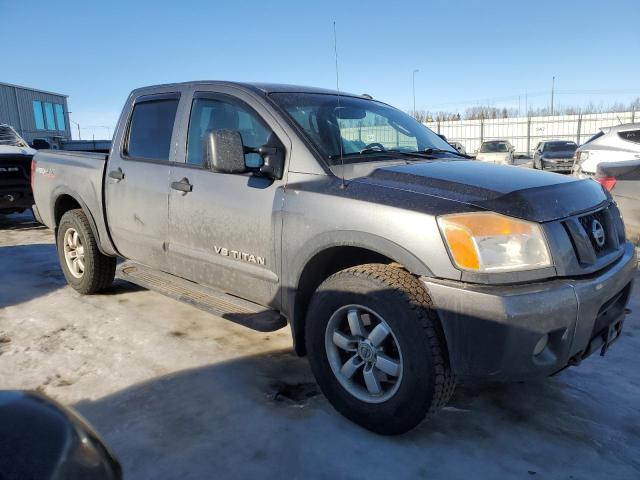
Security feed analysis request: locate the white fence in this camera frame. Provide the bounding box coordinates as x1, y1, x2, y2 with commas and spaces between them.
425, 111, 638, 155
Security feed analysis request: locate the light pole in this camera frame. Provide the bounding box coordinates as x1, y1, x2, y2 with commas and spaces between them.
69, 119, 81, 140
550, 76, 555, 116
412, 69, 419, 117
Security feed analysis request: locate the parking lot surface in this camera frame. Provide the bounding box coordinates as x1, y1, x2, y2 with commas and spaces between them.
1, 211, 639, 480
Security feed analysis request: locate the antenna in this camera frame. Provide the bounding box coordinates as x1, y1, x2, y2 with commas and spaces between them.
333, 21, 345, 188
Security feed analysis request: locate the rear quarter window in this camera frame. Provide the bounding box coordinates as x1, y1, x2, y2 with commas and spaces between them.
125, 96, 180, 161
618, 130, 640, 144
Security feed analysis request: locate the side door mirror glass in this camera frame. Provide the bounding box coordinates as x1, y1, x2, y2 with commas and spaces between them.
204, 129, 246, 174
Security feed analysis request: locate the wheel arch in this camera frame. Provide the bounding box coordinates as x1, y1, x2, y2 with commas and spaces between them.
52, 190, 110, 256
287, 233, 434, 356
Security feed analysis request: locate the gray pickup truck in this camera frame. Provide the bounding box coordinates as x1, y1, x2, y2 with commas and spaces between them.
33, 82, 636, 434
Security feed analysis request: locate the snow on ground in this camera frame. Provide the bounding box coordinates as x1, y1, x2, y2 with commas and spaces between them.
0, 211, 639, 479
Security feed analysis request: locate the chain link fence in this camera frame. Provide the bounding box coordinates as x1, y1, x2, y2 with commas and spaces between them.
425, 110, 637, 156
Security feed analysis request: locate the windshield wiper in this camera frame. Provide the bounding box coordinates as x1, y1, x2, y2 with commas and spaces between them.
328, 150, 409, 160
419, 148, 472, 158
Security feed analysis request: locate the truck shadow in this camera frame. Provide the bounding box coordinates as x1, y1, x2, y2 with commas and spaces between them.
72, 341, 640, 479
0, 212, 47, 232
0, 243, 64, 308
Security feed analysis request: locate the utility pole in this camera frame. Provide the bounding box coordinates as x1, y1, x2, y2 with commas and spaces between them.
412, 69, 419, 117
550, 76, 555, 116
70, 119, 81, 140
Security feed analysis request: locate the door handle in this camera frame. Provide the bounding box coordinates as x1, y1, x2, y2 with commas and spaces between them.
108, 168, 125, 181
171, 177, 193, 193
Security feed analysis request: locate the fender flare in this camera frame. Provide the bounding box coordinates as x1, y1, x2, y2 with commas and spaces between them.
50, 186, 117, 257
284, 230, 433, 355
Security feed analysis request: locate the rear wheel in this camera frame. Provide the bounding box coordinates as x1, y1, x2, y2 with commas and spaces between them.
56, 209, 116, 294
306, 264, 455, 435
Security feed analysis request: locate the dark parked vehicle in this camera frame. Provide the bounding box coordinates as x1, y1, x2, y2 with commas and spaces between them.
0, 124, 36, 214
0, 391, 121, 480
597, 160, 640, 243
533, 140, 578, 173
448, 141, 467, 155
32, 81, 636, 434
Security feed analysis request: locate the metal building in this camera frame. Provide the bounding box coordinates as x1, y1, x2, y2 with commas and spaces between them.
0, 81, 71, 146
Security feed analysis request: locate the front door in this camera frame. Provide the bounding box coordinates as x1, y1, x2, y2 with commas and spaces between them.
167, 91, 287, 307
105, 92, 180, 271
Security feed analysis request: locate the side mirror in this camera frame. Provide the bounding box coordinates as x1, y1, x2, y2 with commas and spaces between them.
204, 129, 246, 174
0, 391, 122, 479
203, 130, 285, 180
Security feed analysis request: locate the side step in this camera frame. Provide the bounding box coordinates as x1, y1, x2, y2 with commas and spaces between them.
116, 262, 287, 332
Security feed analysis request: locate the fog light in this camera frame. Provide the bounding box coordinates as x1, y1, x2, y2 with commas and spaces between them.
533, 334, 549, 356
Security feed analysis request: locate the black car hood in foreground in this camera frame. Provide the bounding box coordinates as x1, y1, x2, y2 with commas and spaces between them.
353, 160, 607, 222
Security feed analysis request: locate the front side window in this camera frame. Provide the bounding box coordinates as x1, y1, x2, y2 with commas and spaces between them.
270, 93, 454, 165
54, 104, 66, 131
32, 101, 45, 130
186, 96, 271, 167
44, 102, 56, 130
125, 96, 179, 161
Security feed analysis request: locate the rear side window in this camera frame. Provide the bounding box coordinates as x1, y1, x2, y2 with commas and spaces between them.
619, 130, 640, 144
125, 96, 180, 161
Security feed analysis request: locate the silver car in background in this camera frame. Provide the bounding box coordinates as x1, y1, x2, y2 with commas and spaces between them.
475, 140, 515, 165
574, 123, 640, 177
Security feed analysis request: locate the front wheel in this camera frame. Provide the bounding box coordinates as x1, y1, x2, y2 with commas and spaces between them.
56, 209, 116, 294
306, 264, 455, 435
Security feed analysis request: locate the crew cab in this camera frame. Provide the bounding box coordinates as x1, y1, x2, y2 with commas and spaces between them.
32, 82, 636, 434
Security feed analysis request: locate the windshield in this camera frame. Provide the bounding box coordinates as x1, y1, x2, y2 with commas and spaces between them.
479, 142, 509, 153
0, 125, 28, 147
269, 93, 456, 164
543, 141, 577, 152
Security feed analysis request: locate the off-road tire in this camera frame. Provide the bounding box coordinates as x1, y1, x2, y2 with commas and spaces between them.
57, 209, 116, 294
306, 263, 455, 435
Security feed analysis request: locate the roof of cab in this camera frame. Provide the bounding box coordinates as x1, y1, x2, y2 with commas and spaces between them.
130, 81, 369, 99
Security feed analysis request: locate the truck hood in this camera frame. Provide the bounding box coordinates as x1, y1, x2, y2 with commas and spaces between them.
351, 160, 607, 223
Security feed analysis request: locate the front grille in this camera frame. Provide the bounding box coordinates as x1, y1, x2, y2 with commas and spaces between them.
562, 204, 625, 268
578, 209, 609, 254
0, 165, 26, 181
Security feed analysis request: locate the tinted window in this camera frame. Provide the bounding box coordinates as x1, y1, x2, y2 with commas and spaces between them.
126, 98, 179, 161
543, 141, 577, 152
480, 142, 509, 153
619, 130, 640, 144
32, 101, 45, 130
186, 96, 271, 167
54, 104, 65, 131
44, 102, 56, 130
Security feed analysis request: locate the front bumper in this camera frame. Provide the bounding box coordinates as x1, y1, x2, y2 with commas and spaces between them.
422, 242, 636, 380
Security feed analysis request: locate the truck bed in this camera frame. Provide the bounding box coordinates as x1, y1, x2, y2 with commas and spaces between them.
32, 149, 115, 255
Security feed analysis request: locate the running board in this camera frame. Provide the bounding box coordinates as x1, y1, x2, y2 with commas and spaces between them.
116, 262, 287, 332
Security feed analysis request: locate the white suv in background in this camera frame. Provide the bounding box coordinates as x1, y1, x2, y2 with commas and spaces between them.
573, 123, 640, 177
475, 140, 515, 165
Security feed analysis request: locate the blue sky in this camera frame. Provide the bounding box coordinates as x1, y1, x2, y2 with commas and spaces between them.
2, 0, 639, 139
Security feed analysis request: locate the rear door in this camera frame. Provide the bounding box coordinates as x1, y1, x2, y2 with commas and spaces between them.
105, 92, 180, 270
166, 88, 289, 307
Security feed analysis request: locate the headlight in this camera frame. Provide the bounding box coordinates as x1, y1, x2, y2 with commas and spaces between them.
437, 212, 552, 272
577, 151, 589, 162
